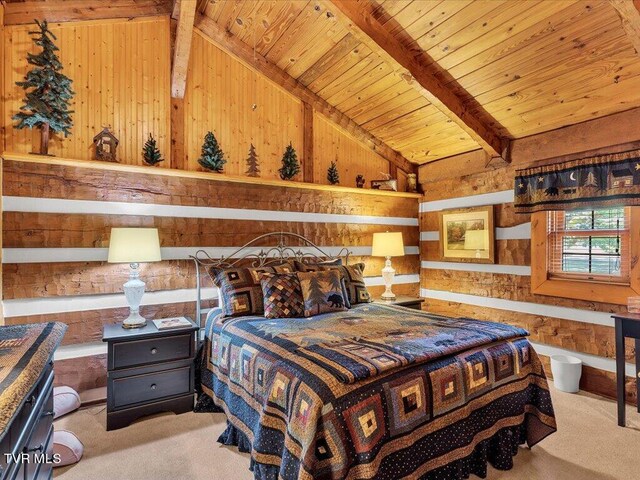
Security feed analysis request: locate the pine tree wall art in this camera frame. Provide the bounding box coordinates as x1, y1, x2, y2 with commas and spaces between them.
13, 20, 74, 155
279, 142, 300, 180
245, 143, 260, 177
198, 131, 226, 173
143, 133, 164, 166
327, 160, 340, 185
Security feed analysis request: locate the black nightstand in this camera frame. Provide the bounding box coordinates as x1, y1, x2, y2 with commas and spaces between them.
372, 296, 424, 310
102, 318, 199, 431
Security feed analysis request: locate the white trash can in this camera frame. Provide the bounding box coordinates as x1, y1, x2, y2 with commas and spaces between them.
550, 355, 582, 393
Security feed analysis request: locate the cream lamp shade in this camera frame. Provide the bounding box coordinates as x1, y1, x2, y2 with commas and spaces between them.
371, 232, 405, 257
108, 228, 161, 264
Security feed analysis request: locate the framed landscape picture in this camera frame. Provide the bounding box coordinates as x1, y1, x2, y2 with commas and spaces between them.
438, 206, 495, 264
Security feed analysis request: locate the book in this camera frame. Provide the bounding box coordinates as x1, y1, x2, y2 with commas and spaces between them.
152, 317, 192, 330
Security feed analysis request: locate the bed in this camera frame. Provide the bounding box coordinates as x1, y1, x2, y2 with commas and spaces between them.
193, 233, 556, 480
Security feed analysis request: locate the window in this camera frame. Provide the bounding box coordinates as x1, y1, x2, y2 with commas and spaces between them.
531, 207, 639, 305
547, 207, 630, 284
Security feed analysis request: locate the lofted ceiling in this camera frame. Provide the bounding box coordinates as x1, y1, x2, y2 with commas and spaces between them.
4, 0, 639, 166
197, 0, 640, 165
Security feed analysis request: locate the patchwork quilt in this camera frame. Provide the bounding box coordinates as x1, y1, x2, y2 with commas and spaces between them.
199, 304, 556, 480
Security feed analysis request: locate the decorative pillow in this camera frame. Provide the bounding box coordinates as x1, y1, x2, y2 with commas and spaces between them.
297, 270, 349, 317
260, 273, 305, 319
52, 430, 84, 467
294, 258, 342, 271
208, 262, 294, 317
53, 386, 81, 419
296, 261, 370, 305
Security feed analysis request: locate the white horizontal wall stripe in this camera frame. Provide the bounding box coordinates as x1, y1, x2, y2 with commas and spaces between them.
4, 196, 418, 226
420, 232, 439, 241
2, 245, 420, 264
495, 222, 531, 240
530, 341, 635, 378
420, 223, 531, 242
420, 190, 514, 212
364, 274, 420, 287
421, 261, 531, 276
420, 288, 614, 327
54, 342, 106, 361
4, 276, 420, 318
3, 287, 219, 317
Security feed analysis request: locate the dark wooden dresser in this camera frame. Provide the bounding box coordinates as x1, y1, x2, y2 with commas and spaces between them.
102, 318, 199, 431
0, 323, 65, 480
0, 363, 54, 480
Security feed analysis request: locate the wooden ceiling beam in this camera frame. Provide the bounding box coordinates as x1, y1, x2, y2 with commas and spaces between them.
610, 0, 640, 55
194, 14, 417, 175
327, 0, 510, 162
171, 0, 197, 98
3, 0, 172, 25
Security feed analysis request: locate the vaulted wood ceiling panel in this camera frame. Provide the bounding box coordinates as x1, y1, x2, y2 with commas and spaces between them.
335, 72, 402, 114
198, 0, 640, 164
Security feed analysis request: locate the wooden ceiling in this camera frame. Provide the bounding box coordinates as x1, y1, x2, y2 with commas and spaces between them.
197, 0, 640, 164
4, 0, 640, 166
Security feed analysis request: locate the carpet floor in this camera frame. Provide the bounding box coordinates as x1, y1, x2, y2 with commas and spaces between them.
54, 385, 640, 480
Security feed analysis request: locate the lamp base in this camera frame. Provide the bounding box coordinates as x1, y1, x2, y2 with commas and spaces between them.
122, 312, 147, 329
380, 256, 396, 301
121, 263, 147, 329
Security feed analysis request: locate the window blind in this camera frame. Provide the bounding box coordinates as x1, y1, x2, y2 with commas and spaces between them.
547, 207, 630, 284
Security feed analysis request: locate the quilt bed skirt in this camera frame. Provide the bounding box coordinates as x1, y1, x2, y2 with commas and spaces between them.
196, 305, 556, 480
213, 415, 546, 480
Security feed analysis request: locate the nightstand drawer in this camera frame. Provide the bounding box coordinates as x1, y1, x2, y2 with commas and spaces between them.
112, 333, 193, 369
112, 366, 191, 408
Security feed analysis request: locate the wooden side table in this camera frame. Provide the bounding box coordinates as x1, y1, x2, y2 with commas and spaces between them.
372, 296, 424, 311
102, 318, 199, 430
612, 312, 640, 427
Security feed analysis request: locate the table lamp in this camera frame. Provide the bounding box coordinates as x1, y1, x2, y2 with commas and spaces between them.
371, 231, 405, 300
108, 228, 162, 329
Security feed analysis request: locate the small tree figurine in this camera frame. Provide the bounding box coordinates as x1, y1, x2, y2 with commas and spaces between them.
327, 160, 340, 185
198, 131, 226, 173
245, 143, 260, 177
142, 133, 163, 166
279, 142, 300, 180
13, 20, 74, 155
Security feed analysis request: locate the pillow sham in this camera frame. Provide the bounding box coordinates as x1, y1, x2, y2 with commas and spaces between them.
297, 270, 349, 317
294, 258, 342, 270
260, 273, 305, 319
208, 262, 294, 317
295, 261, 371, 305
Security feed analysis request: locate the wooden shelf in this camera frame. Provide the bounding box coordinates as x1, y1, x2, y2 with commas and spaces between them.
1, 152, 422, 199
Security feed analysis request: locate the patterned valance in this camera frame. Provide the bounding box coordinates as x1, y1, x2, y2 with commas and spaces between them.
514, 149, 640, 213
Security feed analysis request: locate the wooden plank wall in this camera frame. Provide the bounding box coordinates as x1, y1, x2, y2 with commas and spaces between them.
180, 30, 396, 184
313, 111, 390, 188
2, 156, 420, 394
3, 17, 172, 164
2, 17, 402, 185
181, 31, 304, 178
418, 108, 640, 406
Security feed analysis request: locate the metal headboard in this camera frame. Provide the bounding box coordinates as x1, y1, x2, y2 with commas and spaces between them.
189, 232, 351, 324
